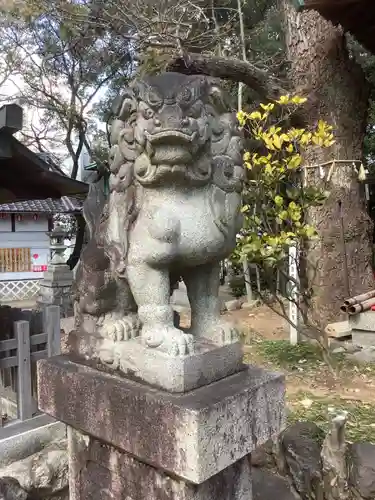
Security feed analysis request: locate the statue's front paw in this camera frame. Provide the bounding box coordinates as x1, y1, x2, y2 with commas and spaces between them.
167, 331, 195, 357
100, 315, 141, 342
143, 326, 194, 356
206, 320, 239, 345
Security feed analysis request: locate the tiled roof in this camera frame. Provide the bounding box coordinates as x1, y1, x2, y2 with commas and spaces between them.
0, 196, 84, 214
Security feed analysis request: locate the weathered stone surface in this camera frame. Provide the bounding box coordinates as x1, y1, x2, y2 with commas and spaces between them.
348, 442, 375, 499
69, 427, 252, 500
0, 439, 68, 498
241, 300, 260, 310
280, 422, 324, 500
0, 478, 28, 500
250, 439, 276, 469
347, 348, 375, 364
0, 416, 66, 468
114, 337, 244, 392
225, 299, 242, 311
38, 355, 285, 484
321, 412, 350, 500
351, 330, 375, 349
252, 468, 296, 500
38, 264, 74, 318
349, 311, 375, 332
325, 321, 351, 339
73, 72, 245, 364
345, 343, 362, 354
332, 347, 346, 354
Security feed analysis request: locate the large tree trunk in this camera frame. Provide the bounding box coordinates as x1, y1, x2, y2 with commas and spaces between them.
282, 2, 374, 327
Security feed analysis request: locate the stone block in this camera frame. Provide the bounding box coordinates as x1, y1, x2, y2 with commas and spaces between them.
68, 427, 252, 500
351, 329, 375, 348
0, 438, 68, 498
241, 300, 260, 310
349, 311, 375, 333
0, 415, 66, 467
348, 442, 375, 499
225, 299, 242, 311
347, 348, 375, 364
116, 337, 244, 392
38, 355, 285, 484
325, 320, 351, 338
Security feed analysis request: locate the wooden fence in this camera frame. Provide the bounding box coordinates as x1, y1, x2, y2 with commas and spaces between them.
0, 305, 60, 426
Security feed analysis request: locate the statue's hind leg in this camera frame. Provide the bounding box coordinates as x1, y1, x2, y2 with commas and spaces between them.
127, 263, 194, 355
183, 262, 238, 345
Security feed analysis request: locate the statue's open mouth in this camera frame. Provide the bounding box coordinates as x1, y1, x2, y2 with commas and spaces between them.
145, 130, 197, 144
145, 130, 197, 165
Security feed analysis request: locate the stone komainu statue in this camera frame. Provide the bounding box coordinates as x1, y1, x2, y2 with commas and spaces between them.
72, 72, 244, 363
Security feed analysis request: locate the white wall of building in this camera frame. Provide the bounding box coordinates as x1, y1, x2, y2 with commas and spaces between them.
0, 214, 49, 281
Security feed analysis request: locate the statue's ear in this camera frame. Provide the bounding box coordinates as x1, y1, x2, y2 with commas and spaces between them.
207, 80, 232, 115
111, 88, 137, 120
109, 90, 138, 146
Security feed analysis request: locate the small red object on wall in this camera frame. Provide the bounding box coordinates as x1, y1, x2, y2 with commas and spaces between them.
32, 264, 47, 272
33, 253, 39, 259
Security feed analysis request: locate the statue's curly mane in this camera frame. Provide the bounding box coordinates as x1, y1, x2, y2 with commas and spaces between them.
101, 73, 244, 278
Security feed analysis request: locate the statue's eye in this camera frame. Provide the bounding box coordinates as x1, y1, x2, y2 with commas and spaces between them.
189, 101, 203, 118
143, 108, 154, 119
147, 91, 162, 109
139, 102, 154, 120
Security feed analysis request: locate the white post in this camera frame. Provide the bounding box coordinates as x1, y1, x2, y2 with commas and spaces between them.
288, 245, 299, 345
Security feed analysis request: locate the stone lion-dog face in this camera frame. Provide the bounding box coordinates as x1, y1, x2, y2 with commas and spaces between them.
109, 72, 238, 189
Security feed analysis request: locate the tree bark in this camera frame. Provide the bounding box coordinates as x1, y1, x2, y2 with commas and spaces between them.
282, 1, 374, 326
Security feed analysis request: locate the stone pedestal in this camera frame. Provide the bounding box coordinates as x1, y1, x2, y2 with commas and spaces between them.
38, 355, 285, 499
349, 311, 375, 347
37, 263, 74, 317
68, 427, 252, 500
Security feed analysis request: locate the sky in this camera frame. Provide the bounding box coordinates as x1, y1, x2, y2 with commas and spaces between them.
0, 64, 107, 179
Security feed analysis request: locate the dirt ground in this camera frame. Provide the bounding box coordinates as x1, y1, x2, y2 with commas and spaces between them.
236, 304, 375, 402
180, 303, 375, 406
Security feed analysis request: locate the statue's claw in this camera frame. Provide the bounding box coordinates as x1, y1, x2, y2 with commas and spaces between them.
100, 315, 141, 342
143, 326, 195, 356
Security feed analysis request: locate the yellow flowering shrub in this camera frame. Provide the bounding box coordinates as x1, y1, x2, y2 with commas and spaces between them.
234, 95, 334, 268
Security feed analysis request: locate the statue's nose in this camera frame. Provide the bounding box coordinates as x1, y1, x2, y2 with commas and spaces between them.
156, 105, 190, 129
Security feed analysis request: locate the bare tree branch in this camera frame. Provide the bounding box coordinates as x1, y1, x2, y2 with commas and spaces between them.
167, 53, 287, 100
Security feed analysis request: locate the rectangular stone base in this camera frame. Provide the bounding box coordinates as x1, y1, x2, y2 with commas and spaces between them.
69, 427, 253, 500
349, 311, 375, 332
117, 337, 244, 392
351, 329, 375, 347
38, 355, 285, 483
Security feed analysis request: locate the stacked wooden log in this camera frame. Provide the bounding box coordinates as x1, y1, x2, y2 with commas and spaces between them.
340, 290, 375, 315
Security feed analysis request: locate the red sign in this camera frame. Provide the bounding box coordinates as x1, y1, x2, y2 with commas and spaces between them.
33, 253, 39, 260
32, 265, 47, 272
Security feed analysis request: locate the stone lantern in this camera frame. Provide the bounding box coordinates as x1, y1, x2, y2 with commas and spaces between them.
46, 224, 68, 265
37, 224, 73, 317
